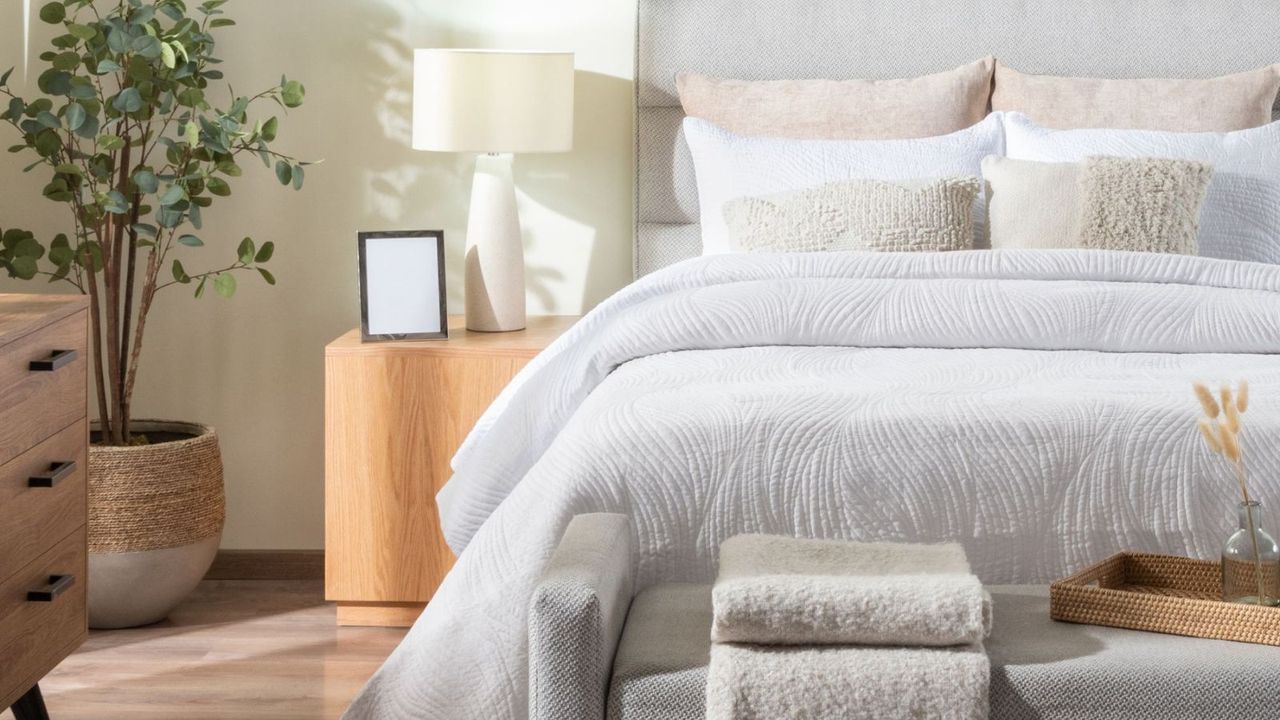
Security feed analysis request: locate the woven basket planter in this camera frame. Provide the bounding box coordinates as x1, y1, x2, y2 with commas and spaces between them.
88, 420, 225, 628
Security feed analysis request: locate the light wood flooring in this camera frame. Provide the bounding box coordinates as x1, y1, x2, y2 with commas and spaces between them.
1, 580, 407, 720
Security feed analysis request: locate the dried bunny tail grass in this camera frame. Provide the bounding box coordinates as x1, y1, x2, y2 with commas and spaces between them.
1197, 419, 1223, 454
1220, 386, 1234, 417
1218, 423, 1243, 463
1193, 383, 1221, 418
1224, 400, 1242, 434
1238, 380, 1250, 413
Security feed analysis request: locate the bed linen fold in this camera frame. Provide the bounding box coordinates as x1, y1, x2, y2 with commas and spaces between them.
345, 249, 1280, 720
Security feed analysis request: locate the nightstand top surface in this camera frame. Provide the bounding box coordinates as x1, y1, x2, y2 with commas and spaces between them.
0, 293, 88, 347
327, 315, 580, 358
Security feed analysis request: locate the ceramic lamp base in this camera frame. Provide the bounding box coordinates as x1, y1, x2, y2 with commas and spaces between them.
465, 153, 526, 332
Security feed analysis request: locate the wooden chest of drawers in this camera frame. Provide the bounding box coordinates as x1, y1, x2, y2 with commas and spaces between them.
0, 295, 89, 717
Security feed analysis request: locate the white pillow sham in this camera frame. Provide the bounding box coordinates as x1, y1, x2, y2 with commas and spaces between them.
684, 114, 1005, 255
1003, 112, 1280, 264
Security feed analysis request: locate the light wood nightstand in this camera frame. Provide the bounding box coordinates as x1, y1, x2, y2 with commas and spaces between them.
324, 315, 579, 626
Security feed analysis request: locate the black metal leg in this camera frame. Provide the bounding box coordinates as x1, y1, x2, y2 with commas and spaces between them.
9, 684, 50, 720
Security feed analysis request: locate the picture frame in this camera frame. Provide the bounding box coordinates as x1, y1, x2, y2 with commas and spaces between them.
358, 230, 448, 342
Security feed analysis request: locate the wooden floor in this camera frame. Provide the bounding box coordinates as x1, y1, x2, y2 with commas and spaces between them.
1, 580, 407, 720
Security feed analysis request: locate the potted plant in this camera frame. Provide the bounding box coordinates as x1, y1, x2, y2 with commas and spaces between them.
0, 0, 311, 627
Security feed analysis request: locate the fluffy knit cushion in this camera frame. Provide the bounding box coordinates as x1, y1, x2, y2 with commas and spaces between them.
984, 156, 1212, 255
678, 58, 994, 140
723, 176, 981, 254
992, 62, 1280, 131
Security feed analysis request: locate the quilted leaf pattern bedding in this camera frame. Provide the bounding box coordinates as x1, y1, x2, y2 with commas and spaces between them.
346, 249, 1280, 720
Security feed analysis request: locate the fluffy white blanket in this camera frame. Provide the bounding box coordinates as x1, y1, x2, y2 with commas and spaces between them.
345, 250, 1280, 720
711, 535, 988, 646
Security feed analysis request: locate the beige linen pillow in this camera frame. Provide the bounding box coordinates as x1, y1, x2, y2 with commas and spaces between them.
992, 62, 1280, 131
677, 58, 994, 140
983, 156, 1213, 255
723, 176, 981, 254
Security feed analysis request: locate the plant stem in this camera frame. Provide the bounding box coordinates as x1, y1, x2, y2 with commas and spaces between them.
118, 193, 141, 442
1234, 459, 1268, 604
82, 254, 111, 438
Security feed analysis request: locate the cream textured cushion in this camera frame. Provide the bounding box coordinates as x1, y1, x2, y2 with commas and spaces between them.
992, 62, 1280, 131
678, 57, 994, 140
723, 176, 980, 254
984, 156, 1213, 255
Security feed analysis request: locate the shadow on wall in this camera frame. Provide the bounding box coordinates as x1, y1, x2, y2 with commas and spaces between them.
518, 70, 636, 311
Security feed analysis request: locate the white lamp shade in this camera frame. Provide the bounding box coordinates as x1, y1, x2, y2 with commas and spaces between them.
412, 49, 575, 154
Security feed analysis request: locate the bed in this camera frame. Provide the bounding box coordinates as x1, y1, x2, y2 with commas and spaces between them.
345, 2, 1280, 719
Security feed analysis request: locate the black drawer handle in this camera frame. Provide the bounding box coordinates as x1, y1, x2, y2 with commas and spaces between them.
28, 460, 76, 488
27, 574, 75, 602
29, 349, 77, 372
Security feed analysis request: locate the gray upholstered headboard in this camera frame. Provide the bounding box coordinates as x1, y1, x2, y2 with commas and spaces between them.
634, 0, 1280, 277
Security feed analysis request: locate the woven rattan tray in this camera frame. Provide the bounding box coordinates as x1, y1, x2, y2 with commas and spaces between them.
1049, 552, 1280, 646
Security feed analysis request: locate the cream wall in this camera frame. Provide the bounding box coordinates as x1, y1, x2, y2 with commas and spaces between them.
0, 0, 637, 548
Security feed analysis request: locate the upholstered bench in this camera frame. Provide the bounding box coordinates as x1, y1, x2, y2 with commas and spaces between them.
529, 514, 1280, 720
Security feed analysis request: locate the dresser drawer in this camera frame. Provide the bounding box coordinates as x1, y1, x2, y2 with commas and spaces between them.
0, 420, 87, 583
0, 527, 87, 706
0, 311, 87, 466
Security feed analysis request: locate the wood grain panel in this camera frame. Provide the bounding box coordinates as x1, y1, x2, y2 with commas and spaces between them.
0, 295, 86, 349
0, 420, 88, 583
205, 550, 325, 581
0, 311, 88, 467
0, 527, 88, 710
324, 316, 576, 624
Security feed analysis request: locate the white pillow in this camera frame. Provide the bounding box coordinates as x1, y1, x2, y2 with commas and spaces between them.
683, 114, 1005, 255
1003, 112, 1280, 264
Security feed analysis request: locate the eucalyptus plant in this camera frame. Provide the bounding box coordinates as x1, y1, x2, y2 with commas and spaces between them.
0, 0, 312, 445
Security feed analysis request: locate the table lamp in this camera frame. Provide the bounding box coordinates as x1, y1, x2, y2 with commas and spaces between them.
412, 49, 575, 332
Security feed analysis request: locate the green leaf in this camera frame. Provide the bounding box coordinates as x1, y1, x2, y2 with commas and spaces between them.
94, 59, 122, 74
171, 258, 191, 283
194, 276, 206, 298
237, 237, 255, 263
183, 120, 199, 146
34, 130, 61, 157
10, 256, 38, 280
38, 2, 65, 24
107, 28, 129, 54
15, 236, 44, 259
76, 241, 104, 271
274, 159, 292, 186
281, 80, 305, 108
257, 267, 276, 285
291, 163, 304, 190
216, 160, 242, 177
113, 87, 143, 113
160, 42, 176, 69
52, 52, 81, 72
214, 272, 236, 298
53, 163, 81, 176
37, 69, 71, 95
98, 134, 125, 151
36, 111, 60, 129
250, 241, 274, 264
102, 190, 129, 214
206, 177, 230, 196
156, 205, 184, 228
158, 183, 186, 207
67, 23, 98, 41
259, 116, 278, 142
0, 67, 12, 88
63, 102, 85, 132
209, 18, 236, 28
177, 234, 203, 247
130, 35, 163, 60
132, 168, 158, 193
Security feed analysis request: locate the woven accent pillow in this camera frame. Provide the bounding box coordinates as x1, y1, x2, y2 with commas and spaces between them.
677, 58, 994, 140
722, 176, 981, 254
992, 62, 1280, 131
983, 156, 1213, 255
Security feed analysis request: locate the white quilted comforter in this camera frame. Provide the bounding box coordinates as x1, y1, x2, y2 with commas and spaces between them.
346, 250, 1280, 720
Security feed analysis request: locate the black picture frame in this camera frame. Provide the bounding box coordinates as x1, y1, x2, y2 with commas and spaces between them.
357, 230, 448, 342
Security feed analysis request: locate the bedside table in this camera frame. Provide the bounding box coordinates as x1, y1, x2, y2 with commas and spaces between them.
324, 314, 579, 626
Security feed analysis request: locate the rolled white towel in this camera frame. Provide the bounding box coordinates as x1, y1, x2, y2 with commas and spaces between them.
712, 535, 991, 646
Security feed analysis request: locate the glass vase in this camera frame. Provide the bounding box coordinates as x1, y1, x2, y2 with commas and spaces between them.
1221, 500, 1280, 606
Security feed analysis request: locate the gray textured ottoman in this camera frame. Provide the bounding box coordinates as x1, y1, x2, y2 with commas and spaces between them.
530, 515, 1280, 720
